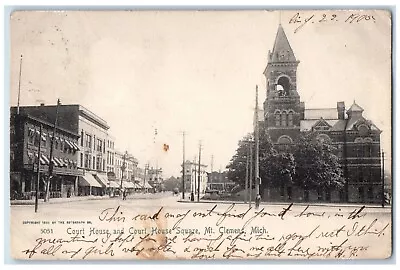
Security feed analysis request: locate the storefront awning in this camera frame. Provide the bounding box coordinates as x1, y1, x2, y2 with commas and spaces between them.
131, 183, 139, 189
108, 181, 120, 188
71, 141, 80, 151
65, 140, 74, 149
52, 157, 63, 167
78, 174, 102, 188
39, 156, 47, 165
94, 174, 108, 187
35, 154, 49, 165
136, 181, 153, 189
122, 181, 136, 189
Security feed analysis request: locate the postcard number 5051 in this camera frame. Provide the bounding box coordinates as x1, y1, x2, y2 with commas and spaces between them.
40, 228, 54, 234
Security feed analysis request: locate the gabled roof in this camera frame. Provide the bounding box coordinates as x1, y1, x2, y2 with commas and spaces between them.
313, 118, 332, 128
330, 120, 347, 131
270, 24, 297, 63
345, 116, 380, 131
300, 119, 346, 132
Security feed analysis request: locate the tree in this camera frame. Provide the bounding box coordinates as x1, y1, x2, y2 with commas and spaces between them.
163, 176, 181, 191
226, 127, 295, 191
292, 132, 344, 191
258, 126, 296, 192
227, 128, 344, 196
226, 133, 253, 188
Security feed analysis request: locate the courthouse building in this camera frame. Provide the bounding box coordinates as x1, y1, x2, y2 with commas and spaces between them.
261, 25, 382, 203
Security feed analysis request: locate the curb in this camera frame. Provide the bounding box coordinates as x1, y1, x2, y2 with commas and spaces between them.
177, 200, 390, 209
10, 193, 173, 206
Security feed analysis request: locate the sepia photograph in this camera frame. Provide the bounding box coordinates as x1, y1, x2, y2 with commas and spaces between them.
8, 9, 392, 260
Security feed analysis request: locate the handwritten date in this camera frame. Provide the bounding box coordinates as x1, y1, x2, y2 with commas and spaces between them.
289, 12, 377, 33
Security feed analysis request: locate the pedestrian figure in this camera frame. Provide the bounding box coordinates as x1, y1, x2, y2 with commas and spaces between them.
255, 194, 261, 210
67, 188, 71, 198
123, 188, 127, 200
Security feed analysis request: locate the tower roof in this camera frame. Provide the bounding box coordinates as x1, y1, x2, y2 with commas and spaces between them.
270, 24, 297, 63
347, 101, 364, 114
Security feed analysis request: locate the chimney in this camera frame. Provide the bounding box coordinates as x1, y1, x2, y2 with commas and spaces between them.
300, 102, 305, 120
337, 101, 345, 120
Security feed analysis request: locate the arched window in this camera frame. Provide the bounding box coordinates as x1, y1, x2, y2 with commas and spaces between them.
277, 135, 293, 145
281, 111, 287, 126
358, 124, 369, 136
275, 112, 281, 126
317, 134, 331, 144
277, 76, 291, 96
288, 111, 294, 126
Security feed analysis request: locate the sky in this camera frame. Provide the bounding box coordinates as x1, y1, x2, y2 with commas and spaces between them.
9, 10, 392, 177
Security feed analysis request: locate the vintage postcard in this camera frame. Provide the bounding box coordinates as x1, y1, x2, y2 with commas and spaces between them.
9, 10, 392, 260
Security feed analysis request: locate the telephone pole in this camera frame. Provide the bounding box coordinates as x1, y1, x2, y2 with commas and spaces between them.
181, 131, 186, 199
143, 163, 149, 193
254, 85, 260, 197
381, 151, 385, 207
245, 142, 249, 204
45, 99, 61, 202
120, 151, 127, 191
210, 155, 214, 173
197, 141, 202, 202
249, 142, 253, 208
191, 156, 196, 201
35, 124, 43, 212
17, 54, 23, 115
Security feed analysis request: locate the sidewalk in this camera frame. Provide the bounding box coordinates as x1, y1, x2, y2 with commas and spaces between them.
177, 198, 391, 209
10, 192, 171, 206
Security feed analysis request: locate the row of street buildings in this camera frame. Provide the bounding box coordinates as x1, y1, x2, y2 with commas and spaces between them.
10, 104, 156, 200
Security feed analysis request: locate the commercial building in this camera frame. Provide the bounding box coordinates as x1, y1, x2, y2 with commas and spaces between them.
147, 167, 163, 191
10, 107, 81, 199
114, 150, 140, 191
11, 104, 115, 197
182, 160, 208, 194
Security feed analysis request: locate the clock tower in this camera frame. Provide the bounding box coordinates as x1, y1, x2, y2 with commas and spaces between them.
263, 24, 304, 144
